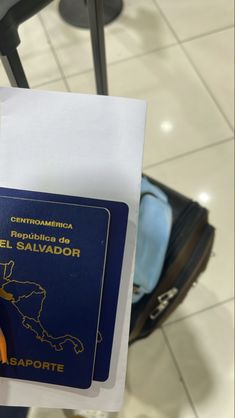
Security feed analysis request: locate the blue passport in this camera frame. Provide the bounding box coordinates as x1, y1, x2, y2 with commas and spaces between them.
0, 187, 129, 386
0, 191, 110, 389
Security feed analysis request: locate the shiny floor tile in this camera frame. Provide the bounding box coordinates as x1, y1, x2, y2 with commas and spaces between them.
67, 45, 232, 167
18, 15, 49, 58
104, 0, 177, 63
40, 0, 176, 78
35, 78, 68, 92
65, 69, 96, 94
106, 46, 233, 166
49, 37, 94, 78
145, 140, 234, 321
164, 300, 234, 418
184, 28, 234, 128
155, 0, 234, 41
118, 329, 196, 418
21, 47, 62, 87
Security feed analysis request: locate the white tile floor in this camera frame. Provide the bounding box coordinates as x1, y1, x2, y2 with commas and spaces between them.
0, 0, 234, 417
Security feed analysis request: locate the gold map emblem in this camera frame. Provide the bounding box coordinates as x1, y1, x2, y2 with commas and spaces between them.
0, 260, 84, 355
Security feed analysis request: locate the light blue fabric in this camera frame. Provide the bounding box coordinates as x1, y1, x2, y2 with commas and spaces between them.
133, 177, 172, 303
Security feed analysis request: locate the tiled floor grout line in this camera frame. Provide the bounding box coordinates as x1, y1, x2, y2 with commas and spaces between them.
31, 76, 66, 89
180, 43, 234, 132
38, 4, 182, 89
180, 24, 235, 44
39, 5, 234, 133
143, 137, 234, 170
162, 297, 234, 327
31, 10, 233, 142
92, 40, 178, 70
29, 40, 180, 90
152, 0, 234, 44
161, 327, 199, 418
47, 41, 179, 83
152, 0, 234, 133
38, 14, 71, 92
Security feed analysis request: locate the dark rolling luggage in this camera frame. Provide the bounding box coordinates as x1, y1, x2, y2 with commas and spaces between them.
130, 176, 215, 343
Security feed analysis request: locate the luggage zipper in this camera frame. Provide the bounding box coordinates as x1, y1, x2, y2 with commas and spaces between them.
149, 225, 214, 322
149, 287, 178, 320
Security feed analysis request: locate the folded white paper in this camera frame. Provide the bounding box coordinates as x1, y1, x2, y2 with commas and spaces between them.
0, 87, 146, 411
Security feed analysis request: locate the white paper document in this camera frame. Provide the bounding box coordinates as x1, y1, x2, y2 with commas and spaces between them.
0, 87, 146, 410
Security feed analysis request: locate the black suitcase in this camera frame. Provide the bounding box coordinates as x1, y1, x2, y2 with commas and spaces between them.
130, 176, 215, 343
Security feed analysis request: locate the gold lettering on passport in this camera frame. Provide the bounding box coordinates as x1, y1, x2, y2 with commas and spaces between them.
8, 357, 64, 372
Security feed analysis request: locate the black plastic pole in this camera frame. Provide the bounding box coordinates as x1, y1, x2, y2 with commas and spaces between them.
1, 49, 29, 88
87, 0, 108, 95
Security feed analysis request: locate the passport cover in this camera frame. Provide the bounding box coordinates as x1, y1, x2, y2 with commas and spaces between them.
0, 192, 110, 389
0, 187, 129, 383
